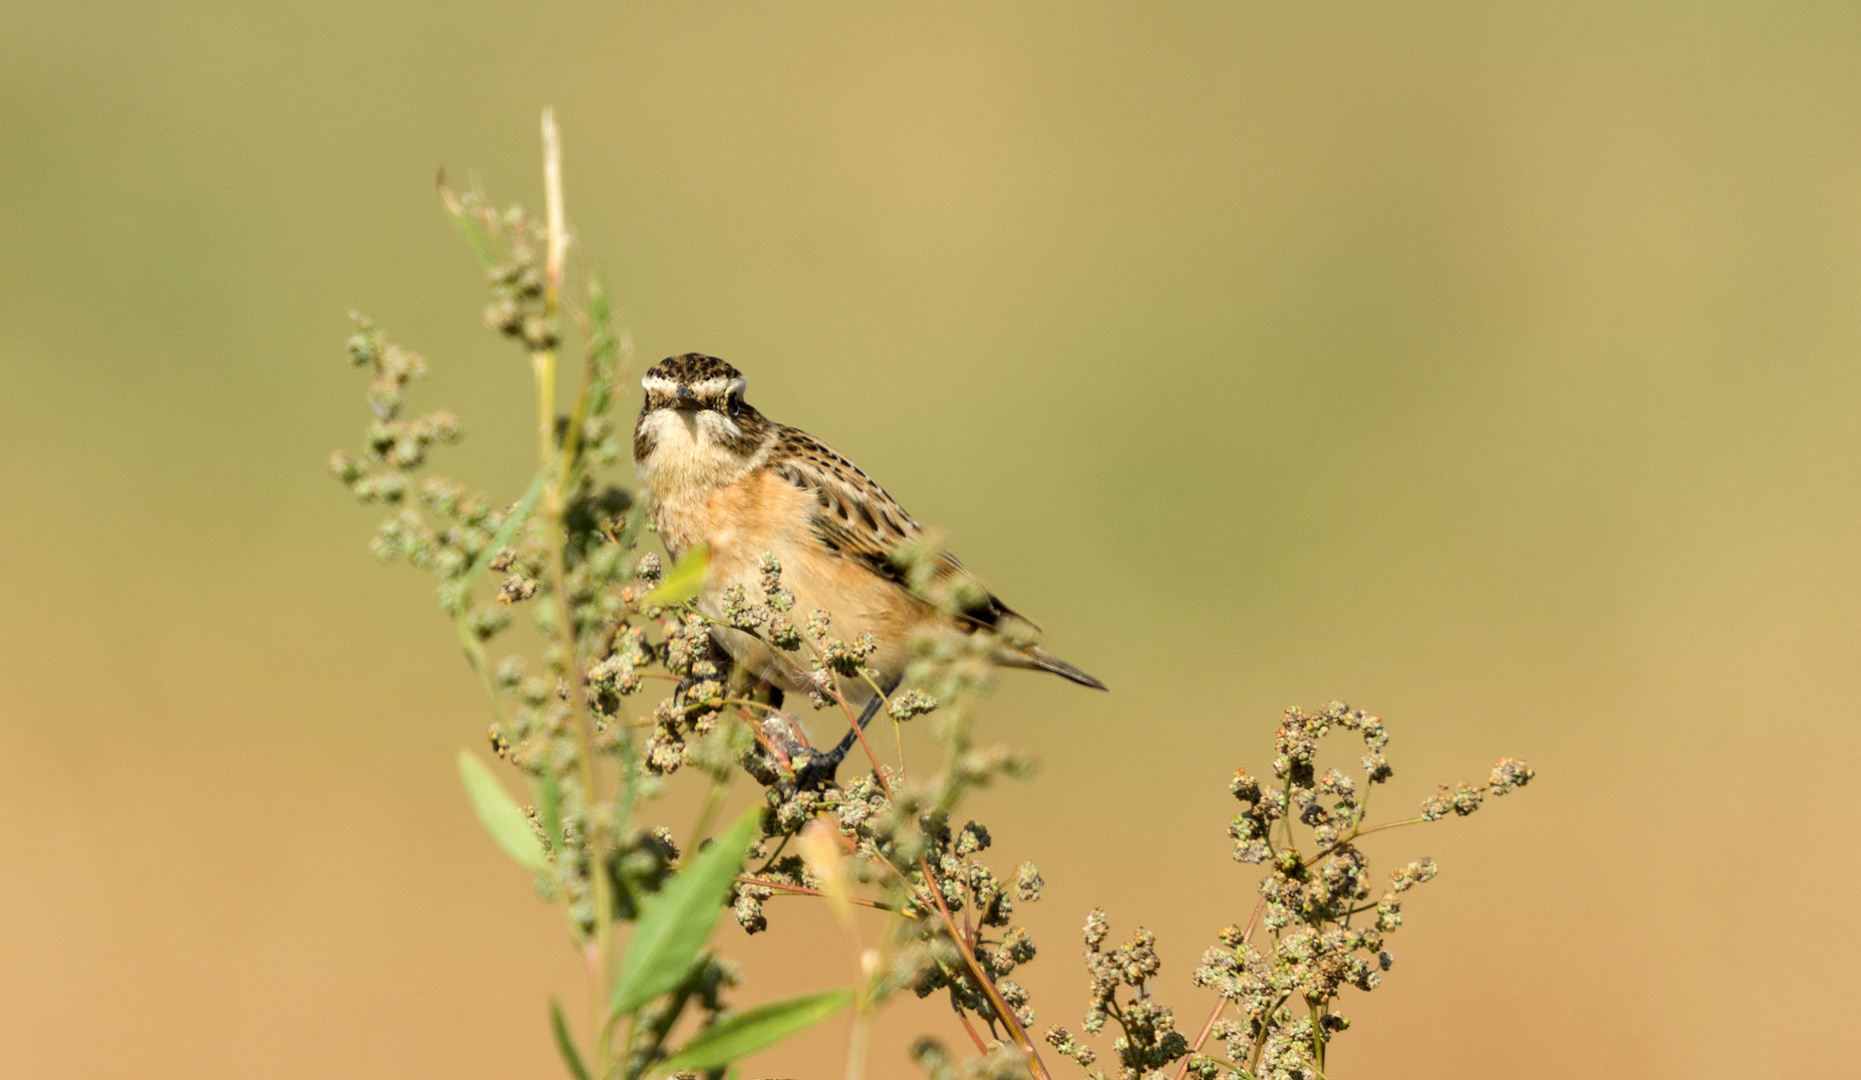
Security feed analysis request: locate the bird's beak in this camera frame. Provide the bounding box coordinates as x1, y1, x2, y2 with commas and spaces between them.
673, 386, 699, 410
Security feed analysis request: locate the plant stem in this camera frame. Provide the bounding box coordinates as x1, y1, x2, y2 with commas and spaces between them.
916, 855, 1050, 1078
844, 1008, 870, 1080
1176, 999, 1227, 1080
628, 972, 697, 1080
1246, 993, 1290, 1075
1352, 771, 1375, 831
1304, 814, 1431, 868
542, 107, 568, 306
454, 618, 505, 725
856, 670, 907, 773
1173, 896, 1266, 1080
1348, 815, 1427, 840
954, 1004, 991, 1054
527, 111, 619, 1080
533, 343, 558, 469
733, 875, 895, 912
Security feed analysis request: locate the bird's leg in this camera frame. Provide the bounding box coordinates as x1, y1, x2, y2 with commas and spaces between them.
795, 677, 897, 787
826, 693, 888, 763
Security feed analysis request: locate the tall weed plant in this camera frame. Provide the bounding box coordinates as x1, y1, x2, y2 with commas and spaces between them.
330, 115, 1534, 1080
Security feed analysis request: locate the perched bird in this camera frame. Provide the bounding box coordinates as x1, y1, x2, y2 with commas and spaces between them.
632, 353, 1105, 774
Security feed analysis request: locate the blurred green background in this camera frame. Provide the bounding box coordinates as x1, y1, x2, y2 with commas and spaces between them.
4, 2, 1858, 1076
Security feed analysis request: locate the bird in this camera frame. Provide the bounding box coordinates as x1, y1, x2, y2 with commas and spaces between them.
631, 352, 1105, 777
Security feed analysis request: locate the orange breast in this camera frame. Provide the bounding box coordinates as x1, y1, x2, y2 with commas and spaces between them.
655, 468, 934, 704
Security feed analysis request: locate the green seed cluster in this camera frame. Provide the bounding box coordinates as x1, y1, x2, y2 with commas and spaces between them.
335, 171, 1541, 1080
1045, 913, 1188, 1079
473, 201, 558, 351
1032, 705, 1537, 1080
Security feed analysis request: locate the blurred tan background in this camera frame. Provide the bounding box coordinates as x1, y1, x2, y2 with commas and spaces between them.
4, 2, 1858, 1077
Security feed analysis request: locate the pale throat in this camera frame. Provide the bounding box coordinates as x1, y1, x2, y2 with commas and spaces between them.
636, 408, 759, 503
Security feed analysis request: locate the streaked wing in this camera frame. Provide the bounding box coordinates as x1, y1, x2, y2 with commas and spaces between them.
768, 426, 1027, 631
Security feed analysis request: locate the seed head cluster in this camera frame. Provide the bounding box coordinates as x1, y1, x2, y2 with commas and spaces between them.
334, 177, 1540, 1080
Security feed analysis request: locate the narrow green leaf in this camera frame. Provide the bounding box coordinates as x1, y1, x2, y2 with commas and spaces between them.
457, 749, 547, 872
658, 989, 854, 1073
549, 998, 592, 1080
449, 213, 497, 269
611, 807, 760, 1017
644, 545, 710, 607
438, 176, 499, 269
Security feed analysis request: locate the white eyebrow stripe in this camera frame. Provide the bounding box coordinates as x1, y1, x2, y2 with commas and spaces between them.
640, 375, 735, 397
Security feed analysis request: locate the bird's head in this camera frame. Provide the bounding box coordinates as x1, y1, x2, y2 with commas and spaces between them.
633, 353, 766, 472
640, 353, 748, 416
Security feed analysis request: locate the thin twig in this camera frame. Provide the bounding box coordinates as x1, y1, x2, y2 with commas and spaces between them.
915, 855, 1051, 1079
1246, 992, 1292, 1075
954, 1007, 991, 1055
1173, 896, 1266, 1080
734, 875, 895, 912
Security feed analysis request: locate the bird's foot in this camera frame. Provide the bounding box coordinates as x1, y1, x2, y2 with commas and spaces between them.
791, 746, 846, 790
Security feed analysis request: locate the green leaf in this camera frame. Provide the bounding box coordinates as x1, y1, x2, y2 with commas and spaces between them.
549, 998, 591, 1080
439, 176, 498, 269
610, 807, 759, 1017
644, 545, 710, 607
657, 989, 853, 1073
457, 749, 547, 872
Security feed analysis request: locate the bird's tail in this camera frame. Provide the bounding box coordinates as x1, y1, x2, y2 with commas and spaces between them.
1017, 646, 1109, 691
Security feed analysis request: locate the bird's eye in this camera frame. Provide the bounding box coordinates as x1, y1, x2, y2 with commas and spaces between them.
725, 377, 747, 411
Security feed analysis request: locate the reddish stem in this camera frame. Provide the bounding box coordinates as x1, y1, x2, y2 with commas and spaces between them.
734, 875, 893, 912
1172, 896, 1267, 1080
